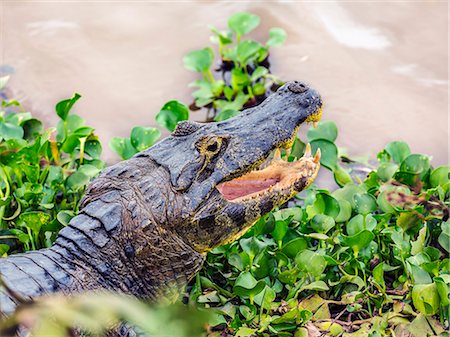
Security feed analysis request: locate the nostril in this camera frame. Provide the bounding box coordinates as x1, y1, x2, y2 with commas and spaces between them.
288, 81, 309, 94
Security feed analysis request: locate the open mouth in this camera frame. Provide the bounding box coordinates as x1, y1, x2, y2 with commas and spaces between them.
216, 143, 321, 203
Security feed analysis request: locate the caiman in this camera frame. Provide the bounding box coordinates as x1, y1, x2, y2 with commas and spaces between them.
0, 81, 322, 334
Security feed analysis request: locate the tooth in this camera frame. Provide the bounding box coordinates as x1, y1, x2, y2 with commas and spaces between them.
304, 143, 311, 157
274, 148, 281, 160
285, 148, 291, 158
313, 148, 321, 163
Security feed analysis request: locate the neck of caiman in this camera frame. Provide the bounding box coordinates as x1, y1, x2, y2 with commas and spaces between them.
0, 156, 204, 314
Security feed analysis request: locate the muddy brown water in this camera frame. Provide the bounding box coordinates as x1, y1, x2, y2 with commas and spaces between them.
1, 1, 448, 189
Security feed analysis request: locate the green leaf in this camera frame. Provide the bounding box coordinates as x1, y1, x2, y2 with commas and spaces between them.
411, 225, 427, 255
84, 139, 102, 159
253, 285, 276, 309
333, 164, 352, 187
130, 127, 161, 152
183, 48, 214, 73
412, 283, 440, 315
109, 137, 137, 160
233, 271, 265, 298
250, 66, 268, 82
399, 154, 430, 178
301, 280, 329, 292
373, 263, 385, 289
282, 237, 307, 259
377, 162, 399, 182
231, 67, 250, 90
306, 192, 340, 219
235, 327, 258, 337
55, 93, 81, 121
210, 26, 233, 45
19, 211, 51, 235
295, 250, 327, 277
342, 230, 375, 254
228, 12, 260, 36
236, 40, 263, 65
430, 165, 449, 188
353, 193, 377, 215
214, 109, 239, 122
385, 141, 411, 164
335, 199, 352, 222
266, 27, 287, 47
311, 214, 335, 234
307, 121, 338, 143
57, 210, 75, 226
310, 139, 338, 170
0, 122, 24, 140
66, 164, 101, 191
156, 100, 189, 132
434, 276, 449, 306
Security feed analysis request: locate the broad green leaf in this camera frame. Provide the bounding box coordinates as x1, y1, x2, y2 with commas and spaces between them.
311, 214, 335, 234
66, 164, 101, 191
333, 164, 352, 187
385, 141, 411, 164
209, 26, 233, 45
84, 139, 102, 159
228, 12, 260, 36
55, 93, 81, 121
236, 40, 263, 65
295, 250, 327, 277
430, 165, 449, 188
214, 109, 239, 122
333, 183, 366, 208
335, 199, 352, 222
57, 210, 75, 226
183, 48, 214, 73
310, 139, 338, 170
109, 137, 138, 160
250, 66, 268, 81
307, 121, 338, 142
233, 271, 265, 298
412, 283, 440, 315
301, 280, 329, 292
411, 225, 427, 255
373, 263, 385, 289
377, 162, 398, 182
235, 327, 257, 337
399, 154, 430, 178
306, 192, 340, 219
342, 230, 375, 255
282, 237, 307, 259
253, 285, 276, 308
0, 122, 24, 140
353, 193, 377, 215
19, 211, 51, 235
156, 100, 189, 132
434, 276, 449, 306
266, 27, 287, 47
130, 127, 161, 152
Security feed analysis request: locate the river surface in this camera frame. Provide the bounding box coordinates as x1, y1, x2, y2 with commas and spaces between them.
1, 1, 448, 174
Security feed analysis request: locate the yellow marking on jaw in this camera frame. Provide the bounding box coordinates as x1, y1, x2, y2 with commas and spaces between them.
305, 107, 323, 124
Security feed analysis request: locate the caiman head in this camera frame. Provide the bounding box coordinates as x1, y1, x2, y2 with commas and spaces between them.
139, 81, 323, 253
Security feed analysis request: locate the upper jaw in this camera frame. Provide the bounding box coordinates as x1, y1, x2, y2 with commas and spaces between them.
216, 143, 321, 205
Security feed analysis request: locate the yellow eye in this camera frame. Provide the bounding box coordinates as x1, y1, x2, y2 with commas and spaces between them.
197, 136, 223, 156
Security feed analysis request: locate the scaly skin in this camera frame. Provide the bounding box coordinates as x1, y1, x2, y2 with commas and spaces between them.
0, 81, 323, 333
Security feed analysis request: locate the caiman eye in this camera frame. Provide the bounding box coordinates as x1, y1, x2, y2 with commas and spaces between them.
196, 136, 224, 157
206, 142, 218, 153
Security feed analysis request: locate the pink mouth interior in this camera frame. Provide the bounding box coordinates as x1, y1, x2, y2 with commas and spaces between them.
216, 178, 280, 201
